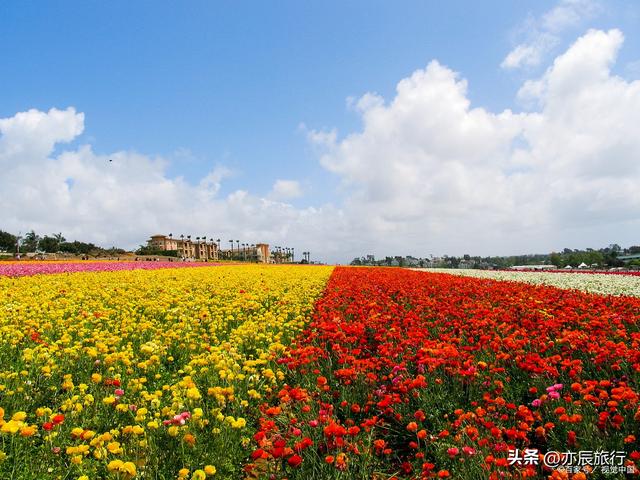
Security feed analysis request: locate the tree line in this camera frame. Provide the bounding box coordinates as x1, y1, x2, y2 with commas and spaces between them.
0, 230, 126, 256
351, 244, 640, 268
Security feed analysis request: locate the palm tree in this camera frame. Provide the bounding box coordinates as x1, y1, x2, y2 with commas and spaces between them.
229, 240, 233, 259
53, 232, 65, 251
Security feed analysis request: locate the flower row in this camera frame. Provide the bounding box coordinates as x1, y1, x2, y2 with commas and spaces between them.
423, 268, 640, 297
249, 268, 640, 479
0, 260, 223, 277
0, 265, 333, 479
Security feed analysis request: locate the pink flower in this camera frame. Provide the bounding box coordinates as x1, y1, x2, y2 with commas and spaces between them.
549, 391, 560, 400
532, 399, 542, 407
462, 446, 476, 456
447, 447, 459, 457
546, 383, 564, 393
172, 414, 186, 425
309, 420, 319, 427
114, 388, 124, 397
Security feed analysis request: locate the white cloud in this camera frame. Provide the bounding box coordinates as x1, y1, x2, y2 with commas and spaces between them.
502, 0, 600, 70
501, 34, 559, 70
269, 179, 303, 200
2, 28, 640, 262
0, 108, 349, 260
311, 28, 640, 256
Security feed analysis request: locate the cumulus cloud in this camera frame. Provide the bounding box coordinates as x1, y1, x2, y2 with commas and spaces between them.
0, 108, 349, 260
269, 179, 303, 200
2, 28, 640, 262
501, 0, 600, 70
311, 28, 640, 256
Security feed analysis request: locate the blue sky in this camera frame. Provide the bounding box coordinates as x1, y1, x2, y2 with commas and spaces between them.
1, 1, 640, 261
0, 2, 606, 199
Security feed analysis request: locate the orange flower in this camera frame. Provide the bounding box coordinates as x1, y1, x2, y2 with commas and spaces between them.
183, 433, 196, 447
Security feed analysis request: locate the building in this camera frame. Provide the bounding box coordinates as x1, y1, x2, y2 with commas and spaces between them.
618, 253, 640, 262
147, 235, 271, 263
220, 243, 271, 263
148, 235, 220, 260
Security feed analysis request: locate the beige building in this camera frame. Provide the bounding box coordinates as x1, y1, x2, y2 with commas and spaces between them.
147, 235, 271, 263
148, 235, 220, 260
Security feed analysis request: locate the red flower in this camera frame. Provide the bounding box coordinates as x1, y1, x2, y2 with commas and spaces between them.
287, 454, 302, 467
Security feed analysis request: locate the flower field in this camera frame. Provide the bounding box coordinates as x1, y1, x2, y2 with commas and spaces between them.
1, 265, 639, 479
0, 261, 222, 277
422, 268, 640, 297
249, 268, 640, 479
0, 265, 333, 479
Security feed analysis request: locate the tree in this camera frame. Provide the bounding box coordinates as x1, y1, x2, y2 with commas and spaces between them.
53, 233, 66, 250
549, 252, 562, 267
22, 230, 40, 252
136, 245, 177, 257
39, 236, 60, 253
0, 230, 17, 251
59, 240, 98, 255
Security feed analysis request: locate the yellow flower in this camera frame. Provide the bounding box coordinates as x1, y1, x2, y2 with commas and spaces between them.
121, 462, 136, 476
107, 459, 124, 471
186, 387, 201, 400
107, 441, 122, 454
132, 425, 144, 435
11, 411, 27, 422
1, 421, 21, 434
192, 470, 206, 480
204, 465, 216, 476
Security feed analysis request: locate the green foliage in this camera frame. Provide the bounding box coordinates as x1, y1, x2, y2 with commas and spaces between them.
0, 230, 17, 251
136, 245, 178, 257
